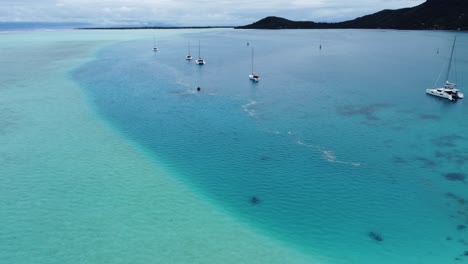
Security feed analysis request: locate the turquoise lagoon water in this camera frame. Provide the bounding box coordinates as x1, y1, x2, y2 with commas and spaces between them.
1, 28, 467, 263
73, 29, 468, 263
0, 29, 314, 264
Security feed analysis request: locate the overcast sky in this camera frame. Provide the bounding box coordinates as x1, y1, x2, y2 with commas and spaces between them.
1, 0, 426, 26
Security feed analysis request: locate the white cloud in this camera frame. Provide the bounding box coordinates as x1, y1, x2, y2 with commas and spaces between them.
0, 0, 426, 26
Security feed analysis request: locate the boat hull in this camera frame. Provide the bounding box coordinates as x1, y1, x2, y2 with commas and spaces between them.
249, 74, 259, 82
425, 88, 459, 101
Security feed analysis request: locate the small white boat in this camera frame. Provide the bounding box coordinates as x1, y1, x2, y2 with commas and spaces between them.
195, 40, 205, 65
186, 41, 192, 60
426, 37, 463, 101
249, 73, 260, 82
249, 47, 260, 82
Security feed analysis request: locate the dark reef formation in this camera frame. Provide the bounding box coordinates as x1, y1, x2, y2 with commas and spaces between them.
419, 114, 440, 120
336, 104, 391, 121
445, 192, 466, 205
435, 150, 468, 166
250, 196, 261, 205
444, 173, 466, 182
236, 0, 468, 30
415, 156, 436, 168
368, 231, 383, 242
432, 134, 465, 148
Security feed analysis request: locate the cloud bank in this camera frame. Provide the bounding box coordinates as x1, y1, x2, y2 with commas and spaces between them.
1, 0, 426, 26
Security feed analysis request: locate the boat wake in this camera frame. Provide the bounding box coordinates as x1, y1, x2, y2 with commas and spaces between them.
262, 127, 362, 166
175, 79, 191, 88
264, 129, 281, 134
242, 100, 258, 118
169, 88, 197, 96
297, 139, 362, 167
245, 99, 361, 166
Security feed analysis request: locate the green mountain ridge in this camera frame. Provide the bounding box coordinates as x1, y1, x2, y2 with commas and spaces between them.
236, 0, 468, 30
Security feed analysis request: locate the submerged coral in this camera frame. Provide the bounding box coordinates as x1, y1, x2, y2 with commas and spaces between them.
368, 232, 383, 242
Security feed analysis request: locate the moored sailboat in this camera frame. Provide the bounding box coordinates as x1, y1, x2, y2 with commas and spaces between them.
195, 40, 205, 65
186, 41, 192, 60
249, 47, 260, 82
426, 37, 464, 101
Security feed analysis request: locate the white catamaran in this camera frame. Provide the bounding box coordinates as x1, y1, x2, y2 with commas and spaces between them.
249, 47, 260, 82
426, 37, 464, 101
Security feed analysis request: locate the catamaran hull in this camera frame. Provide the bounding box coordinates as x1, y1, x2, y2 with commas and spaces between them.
425, 89, 463, 101
426, 89, 454, 100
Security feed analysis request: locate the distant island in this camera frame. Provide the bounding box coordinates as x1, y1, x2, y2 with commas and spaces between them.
77, 26, 232, 30
236, 0, 468, 30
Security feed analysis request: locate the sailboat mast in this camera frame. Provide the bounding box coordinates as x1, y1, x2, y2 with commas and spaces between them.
188, 41, 191, 54
446, 37, 456, 81
251, 47, 254, 73
198, 40, 201, 58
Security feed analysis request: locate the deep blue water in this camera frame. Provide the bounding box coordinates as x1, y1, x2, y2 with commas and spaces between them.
73, 29, 468, 263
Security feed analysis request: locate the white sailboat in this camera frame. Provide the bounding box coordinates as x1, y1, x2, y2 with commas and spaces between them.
195, 40, 205, 65
426, 37, 464, 101
152, 35, 158, 52
186, 41, 193, 60
249, 47, 260, 82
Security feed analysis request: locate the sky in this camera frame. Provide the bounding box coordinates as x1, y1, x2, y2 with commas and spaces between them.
1, 0, 426, 26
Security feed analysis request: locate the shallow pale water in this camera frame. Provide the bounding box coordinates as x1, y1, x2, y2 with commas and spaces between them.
0, 29, 314, 264
1, 28, 468, 264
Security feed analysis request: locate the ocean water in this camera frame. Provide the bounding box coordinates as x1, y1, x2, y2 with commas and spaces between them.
1, 28, 467, 263
0, 29, 314, 264
73, 29, 468, 263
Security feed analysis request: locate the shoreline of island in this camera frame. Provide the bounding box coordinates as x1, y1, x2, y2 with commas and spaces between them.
76, 26, 233, 30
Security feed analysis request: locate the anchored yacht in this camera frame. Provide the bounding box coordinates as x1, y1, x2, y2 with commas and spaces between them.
426, 37, 463, 101
195, 40, 205, 65
426, 82, 464, 101
249, 47, 260, 82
